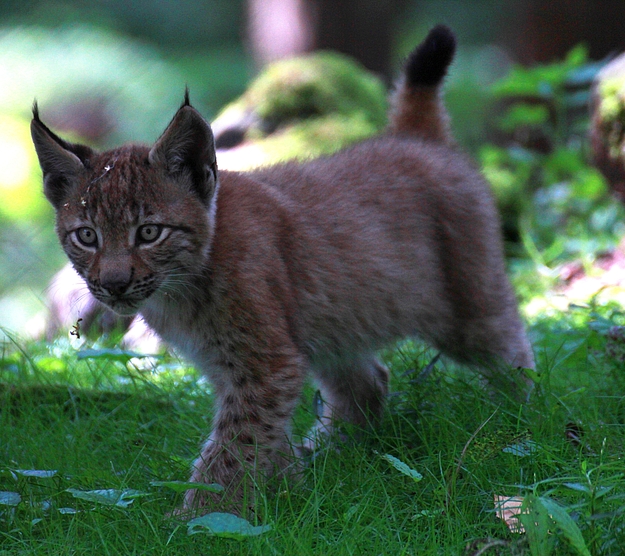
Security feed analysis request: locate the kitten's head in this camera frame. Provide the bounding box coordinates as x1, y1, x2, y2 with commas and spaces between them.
31, 93, 218, 316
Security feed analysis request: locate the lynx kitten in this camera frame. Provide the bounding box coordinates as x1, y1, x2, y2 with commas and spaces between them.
32, 26, 533, 513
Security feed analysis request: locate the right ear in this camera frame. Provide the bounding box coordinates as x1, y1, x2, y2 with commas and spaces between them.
148, 91, 218, 205
30, 103, 92, 210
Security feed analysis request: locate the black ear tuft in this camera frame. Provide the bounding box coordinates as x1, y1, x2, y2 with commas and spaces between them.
30, 102, 94, 165
183, 87, 191, 108
404, 25, 456, 88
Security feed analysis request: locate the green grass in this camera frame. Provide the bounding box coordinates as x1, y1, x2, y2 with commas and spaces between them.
3, 26, 625, 555
1, 302, 625, 555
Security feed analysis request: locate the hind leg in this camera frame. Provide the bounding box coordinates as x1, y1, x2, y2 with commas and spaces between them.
302, 355, 389, 452
438, 308, 535, 401
482, 314, 535, 401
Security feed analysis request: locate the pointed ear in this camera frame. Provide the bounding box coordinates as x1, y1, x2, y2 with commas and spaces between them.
30, 103, 92, 210
148, 97, 218, 204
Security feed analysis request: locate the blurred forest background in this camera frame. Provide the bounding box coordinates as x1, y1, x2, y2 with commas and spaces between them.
2, 0, 625, 338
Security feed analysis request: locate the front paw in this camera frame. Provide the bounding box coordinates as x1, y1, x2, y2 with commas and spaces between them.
180, 441, 298, 516
181, 483, 242, 517
180, 445, 253, 516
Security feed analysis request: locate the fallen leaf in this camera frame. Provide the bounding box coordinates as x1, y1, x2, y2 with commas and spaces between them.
494, 494, 526, 533
0, 491, 21, 506
58, 507, 79, 514
502, 439, 538, 457
381, 453, 423, 482
13, 469, 58, 478
66, 488, 148, 508
187, 512, 271, 539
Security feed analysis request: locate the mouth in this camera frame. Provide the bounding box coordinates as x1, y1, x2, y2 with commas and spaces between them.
89, 282, 159, 317
99, 296, 142, 317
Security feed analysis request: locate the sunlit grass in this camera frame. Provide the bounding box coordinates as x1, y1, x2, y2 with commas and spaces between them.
1, 301, 625, 554
2, 27, 625, 554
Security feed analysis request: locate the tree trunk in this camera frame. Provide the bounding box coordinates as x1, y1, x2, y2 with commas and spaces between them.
246, 0, 408, 81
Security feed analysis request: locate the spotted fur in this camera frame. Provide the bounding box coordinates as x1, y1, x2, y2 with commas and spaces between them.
31, 26, 533, 515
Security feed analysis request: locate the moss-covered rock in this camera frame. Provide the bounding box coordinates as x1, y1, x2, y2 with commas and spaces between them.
212, 52, 387, 169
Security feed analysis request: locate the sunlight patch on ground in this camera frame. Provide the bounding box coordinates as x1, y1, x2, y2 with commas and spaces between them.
524, 251, 625, 319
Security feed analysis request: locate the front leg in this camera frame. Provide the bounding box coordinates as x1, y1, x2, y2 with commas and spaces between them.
183, 345, 307, 514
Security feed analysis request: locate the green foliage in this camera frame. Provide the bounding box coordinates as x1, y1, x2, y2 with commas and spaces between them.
497, 104, 550, 133
492, 44, 589, 99
595, 56, 625, 167
537, 496, 591, 556
149, 481, 224, 494
76, 348, 156, 363
248, 52, 387, 130
0, 25, 186, 141
2, 314, 625, 553
480, 44, 624, 266
520, 493, 557, 555
514, 454, 625, 556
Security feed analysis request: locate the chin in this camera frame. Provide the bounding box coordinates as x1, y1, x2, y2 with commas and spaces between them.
104, 301, 141, 317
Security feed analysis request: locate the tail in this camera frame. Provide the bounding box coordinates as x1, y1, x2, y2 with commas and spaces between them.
389, 25, 456, 143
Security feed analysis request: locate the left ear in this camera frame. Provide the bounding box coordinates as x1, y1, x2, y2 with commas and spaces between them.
31, 102, 93, 210
148, 93, 218, 204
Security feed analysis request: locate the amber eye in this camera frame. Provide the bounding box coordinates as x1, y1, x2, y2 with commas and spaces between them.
76, 227, 98, 247
137, 224, 162, 244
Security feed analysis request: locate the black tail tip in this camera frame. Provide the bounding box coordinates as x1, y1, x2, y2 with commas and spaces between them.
404, 25, 456, 88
